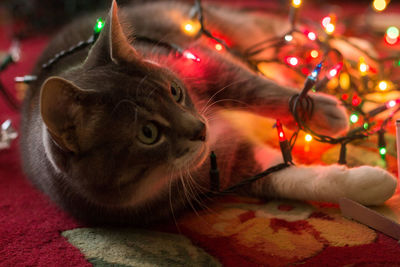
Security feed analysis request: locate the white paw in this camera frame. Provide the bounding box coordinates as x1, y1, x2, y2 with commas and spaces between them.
308, 93, 349, 136
342, 166, 397, 206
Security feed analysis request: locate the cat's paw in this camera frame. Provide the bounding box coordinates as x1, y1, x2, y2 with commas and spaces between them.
306, 93, 349, 136
343, 166, 397, 206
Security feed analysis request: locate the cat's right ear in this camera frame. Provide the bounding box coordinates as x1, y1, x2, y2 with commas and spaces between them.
84, 0, 139, 67
40, 77, 96, 154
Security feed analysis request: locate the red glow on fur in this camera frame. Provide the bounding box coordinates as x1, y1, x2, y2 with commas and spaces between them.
210, 31, 231, 47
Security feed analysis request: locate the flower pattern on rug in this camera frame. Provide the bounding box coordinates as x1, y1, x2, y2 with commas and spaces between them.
61, 197, 381, 267
177, 198, 377, 266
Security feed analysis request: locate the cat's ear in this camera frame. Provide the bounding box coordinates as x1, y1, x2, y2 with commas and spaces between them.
40, 77, 96, 154
84, 0, 139, 67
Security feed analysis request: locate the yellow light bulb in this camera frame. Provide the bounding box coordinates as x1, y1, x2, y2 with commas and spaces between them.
215, 44, 223, 51
327, 77, 339, 90
310, 50, 319, 58
339, 73, 350, 90
358, 57, 369, 75
378, 80, 388, 91
182, 20, 201, 36
325, 23, 335, 34
373, 0, 387, 12
359, 63, 368, 73
292, 0, 302, 8
185, 23, 193, 32
305, 134, 313, 142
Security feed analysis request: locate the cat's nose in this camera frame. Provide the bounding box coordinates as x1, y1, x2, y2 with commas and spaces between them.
190, 122, 206, 142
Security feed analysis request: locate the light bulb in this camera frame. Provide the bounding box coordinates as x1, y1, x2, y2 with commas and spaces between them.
183, 51, 200, 62
307, 32, 316, 41
215, 44, 223, 51
310, 50, 319, 58
378, 80, 388, 91
325, 23, 335, 34
284, 34, 293, 42
373, 0, 387, 12
182, 20, 201, 36
292, 0, 302, 8
350, 114, 359, 123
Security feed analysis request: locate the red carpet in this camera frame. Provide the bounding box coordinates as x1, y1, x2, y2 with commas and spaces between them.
2, 3, 400, 267
0, 32, 90, 266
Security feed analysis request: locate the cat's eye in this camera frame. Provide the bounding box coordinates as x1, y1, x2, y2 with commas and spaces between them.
137, 122, 160, 145
170, 83, 183, 102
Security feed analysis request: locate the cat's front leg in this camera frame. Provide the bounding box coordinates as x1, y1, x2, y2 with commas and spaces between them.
190, 55, 349, 136
249, 150, 397, 206
224, 75, 349, 136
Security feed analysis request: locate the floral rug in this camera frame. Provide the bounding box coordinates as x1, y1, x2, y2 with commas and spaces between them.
59, 196, 400, 267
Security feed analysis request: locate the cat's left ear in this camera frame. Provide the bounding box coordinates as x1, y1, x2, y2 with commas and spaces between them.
84, 0, 139, 67
40, 77, 97, 154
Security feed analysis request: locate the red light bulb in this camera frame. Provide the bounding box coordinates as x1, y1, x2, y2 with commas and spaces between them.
286, 56, 299, 66
327, 63, 343, 79
276, 119, 287, 142
352, 95, 361, 106
183, 50, 201, 62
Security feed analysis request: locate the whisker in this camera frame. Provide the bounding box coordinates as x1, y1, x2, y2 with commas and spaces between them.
168, 165, 182, 233
149, 32, 175, 55
183, 169, 204, 205
200, 77, 252, 114
137, 75, 148, 90
184, 168, 217, 215
202, 99, 251, 116
111, 99, 139, 117
179, 170, 203, 219
144, 87, 157, 104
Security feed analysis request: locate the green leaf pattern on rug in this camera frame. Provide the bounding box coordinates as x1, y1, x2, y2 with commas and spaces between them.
62, 228, 221, 267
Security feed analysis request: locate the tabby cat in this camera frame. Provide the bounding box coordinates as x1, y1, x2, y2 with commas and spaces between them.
20, 0, 397, 225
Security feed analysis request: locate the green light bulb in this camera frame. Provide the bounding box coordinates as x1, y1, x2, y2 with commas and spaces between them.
350, 114, 359, 124
363, 122, 369, 129
94, 18, 105, 34
379, 147, 387, 155
387, 26, 400, 39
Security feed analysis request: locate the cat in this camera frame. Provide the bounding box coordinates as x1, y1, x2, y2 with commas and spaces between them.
20, 0, 397, 226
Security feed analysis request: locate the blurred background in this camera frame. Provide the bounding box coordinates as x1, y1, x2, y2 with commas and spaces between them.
0, 0, 399, 116
0, 0, 395, 39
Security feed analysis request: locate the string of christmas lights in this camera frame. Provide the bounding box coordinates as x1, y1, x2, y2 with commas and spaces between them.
41, 18, 105, 69
0, 41, 21, 111
1, 0, 400, 193
182, 0, 400, 165
0, 119, 18, 150
179, 0, 400, 190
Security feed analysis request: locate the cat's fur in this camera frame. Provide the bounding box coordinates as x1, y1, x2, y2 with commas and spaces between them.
20, 0, 397, 225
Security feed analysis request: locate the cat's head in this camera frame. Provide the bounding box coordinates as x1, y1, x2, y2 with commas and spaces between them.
39, 0, 208, 207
